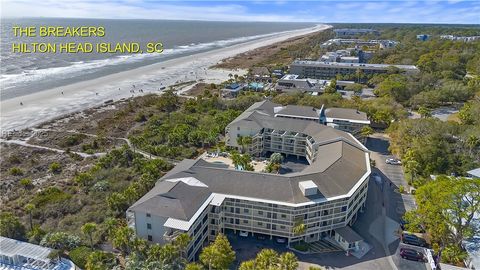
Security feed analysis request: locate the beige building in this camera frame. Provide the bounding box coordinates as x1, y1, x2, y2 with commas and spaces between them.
128, 100, 371, 261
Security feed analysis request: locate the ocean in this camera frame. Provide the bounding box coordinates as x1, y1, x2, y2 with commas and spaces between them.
0, 18, 314, 100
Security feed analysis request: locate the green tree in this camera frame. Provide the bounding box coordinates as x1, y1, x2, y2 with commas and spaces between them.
81, 222, 97, 250
238, 260, 255, 270
24, 203, 35, 231
405, 176, 480, 263
256, 249, 279, 269
85, 251, 116, 270
360, 126, 374, 138
279, 252, 299, 270
418, 106, 432, 118
0, 212, 26, 240
324, 79, 337, 94
110, 225, 135, 256
40, 232, 81, 258
185, 263, 204, 270
199, 234, 235, 270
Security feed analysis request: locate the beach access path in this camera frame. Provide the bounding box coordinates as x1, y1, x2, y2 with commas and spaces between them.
1, 24, 331, 132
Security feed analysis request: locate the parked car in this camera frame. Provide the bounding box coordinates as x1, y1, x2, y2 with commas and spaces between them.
402, 233, 427, 247
386, 158, 402, 165
276, 237, 287, 244
239, 231, 249, 237
400, 248, 426, 262
256, 234, 267, 240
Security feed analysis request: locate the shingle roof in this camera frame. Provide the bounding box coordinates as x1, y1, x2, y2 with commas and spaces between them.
276, 105, 320, 118
129, 181, 211, 220
324, 107, 369, 122
161, 138, 367, 204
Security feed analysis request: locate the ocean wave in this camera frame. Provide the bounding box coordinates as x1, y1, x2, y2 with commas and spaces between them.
0, 26, 307, 89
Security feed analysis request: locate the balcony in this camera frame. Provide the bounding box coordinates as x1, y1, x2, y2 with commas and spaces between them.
163, 229, 183, 242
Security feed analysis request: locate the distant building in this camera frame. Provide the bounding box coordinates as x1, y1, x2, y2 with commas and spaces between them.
275, 74, 355, 94
440, 35, 480, 42
249, 66, 271, 81
221, 83, 245, 97
334, 29, 380, 38
320, 50, 360, 64
321, 38, 398, 49
272, 69, 284, 77
0, 236, 75, 270
289, 60, 419, 80
416, 34, 431, 41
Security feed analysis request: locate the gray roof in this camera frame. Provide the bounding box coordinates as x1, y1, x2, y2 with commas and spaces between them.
157, 138, 367, 204
230, 101, 362, 144
129, 181, 211, 220
0, 236, 52, 262
467, 168, 480, 178
335, 226, 364, 242
276, 105, 320, 118
324, 107, 369, 122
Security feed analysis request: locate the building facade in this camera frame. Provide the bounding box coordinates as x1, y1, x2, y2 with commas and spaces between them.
128, 100, 371, 261
289, 60, 419, 80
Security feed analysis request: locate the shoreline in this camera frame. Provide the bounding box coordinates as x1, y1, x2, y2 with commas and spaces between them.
1, 24, 331, 132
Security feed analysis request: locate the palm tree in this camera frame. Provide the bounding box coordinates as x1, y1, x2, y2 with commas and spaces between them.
81, 222, 97, 250
173, 233, 191, 258
466, 134, 479, 155
255, 249, 279, 269
24, 203, 35, 231
237, 136, 252, 153
279, 252, 298, 270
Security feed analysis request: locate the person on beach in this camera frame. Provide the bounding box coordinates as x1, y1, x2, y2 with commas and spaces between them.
20, 102, 23, 106
61, 91, 64, 95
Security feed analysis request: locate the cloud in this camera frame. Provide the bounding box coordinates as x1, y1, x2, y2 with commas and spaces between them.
1, 0, 479, 24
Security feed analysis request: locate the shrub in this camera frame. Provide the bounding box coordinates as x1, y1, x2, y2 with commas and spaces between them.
399, 185, 405, 193
32, 187, 72, 207
49, 162, 62, 174
69, 246, 93, 269
9, 167, 24, 176
19, 178, 33, 188
61, 134, 86, 147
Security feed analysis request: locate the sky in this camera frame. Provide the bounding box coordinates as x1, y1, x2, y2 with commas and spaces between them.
2, 0, 480, 24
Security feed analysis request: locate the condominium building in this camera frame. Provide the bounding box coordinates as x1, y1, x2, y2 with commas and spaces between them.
334, 29, 380, 38
275, 74, 355, 94
289, 60, 419, 79
128, 100, 371, 261
321, 38, 398, 49
320, 105, 371, 135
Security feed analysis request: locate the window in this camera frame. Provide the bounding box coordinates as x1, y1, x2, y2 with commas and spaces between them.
258, 222, 263, 226
341, 206, 347, 212
258, 211, 263, 215
243, 220, 248, 224
244, 209, 249, 214
147, 235, 153, 241
281, 214, 286, 218
237, 127, 240, 130
147, 223, 152, 230
146, 213, 151, 218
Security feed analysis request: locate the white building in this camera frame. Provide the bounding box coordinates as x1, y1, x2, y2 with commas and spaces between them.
0, 237, 75, 270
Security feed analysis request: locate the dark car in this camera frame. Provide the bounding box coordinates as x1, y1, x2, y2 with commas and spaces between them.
400, 248, 426, 262
402, 233, 427, 247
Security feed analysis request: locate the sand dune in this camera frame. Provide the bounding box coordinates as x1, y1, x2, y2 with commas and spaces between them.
1, 24, 331, 132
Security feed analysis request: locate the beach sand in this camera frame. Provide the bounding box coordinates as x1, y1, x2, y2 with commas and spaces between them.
1, 24, 330, 132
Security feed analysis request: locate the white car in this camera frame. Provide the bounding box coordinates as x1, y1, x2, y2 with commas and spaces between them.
276, 238, 286, 244
386, 158, 402, 165
239, 231, 249, 237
